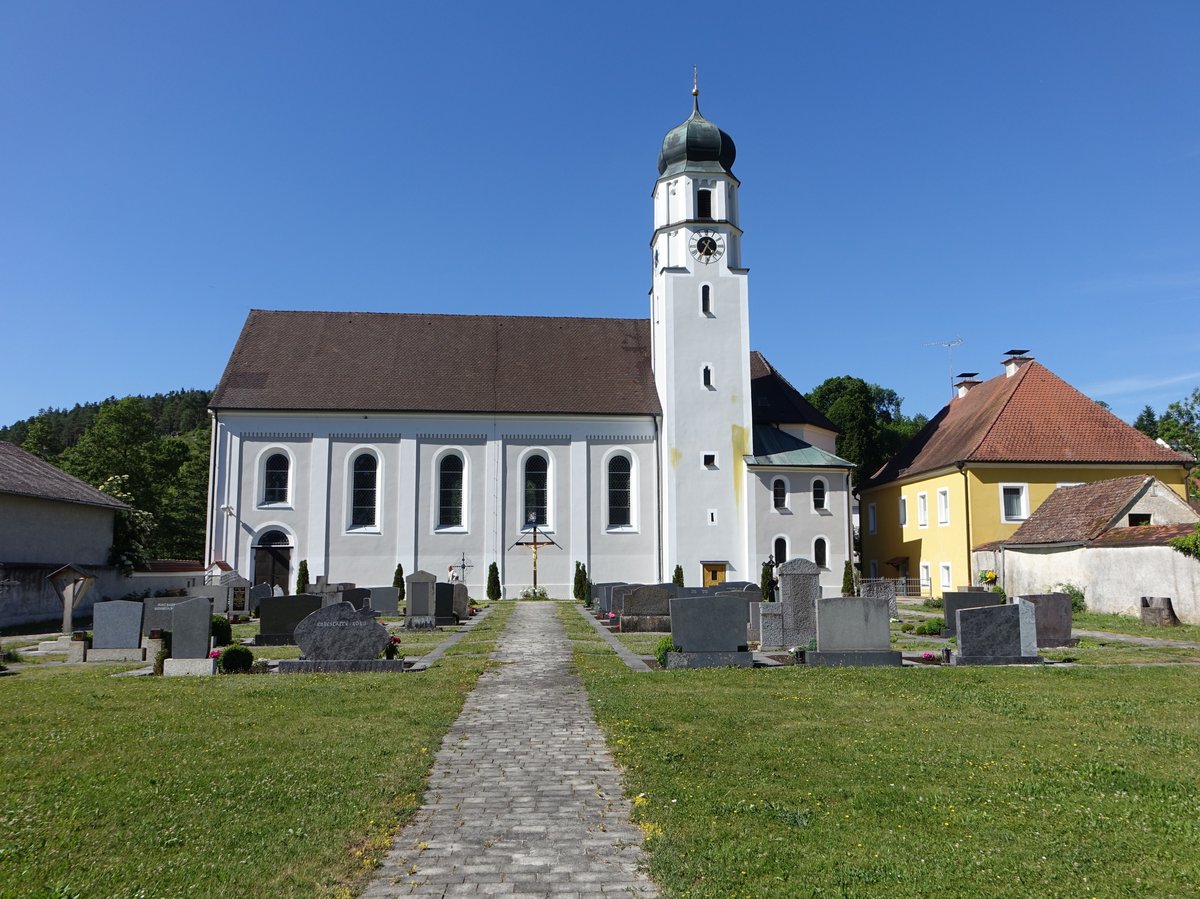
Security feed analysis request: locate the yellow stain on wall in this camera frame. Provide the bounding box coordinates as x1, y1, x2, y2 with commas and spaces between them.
731, 423, 749, 511
669, 447, 683, 469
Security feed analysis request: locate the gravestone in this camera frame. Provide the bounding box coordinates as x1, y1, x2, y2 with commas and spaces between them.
452, 583, 471, 622
272, 584, 285, 597
667, 595, 752, 668
807, 596, 902, 667
90, 600, 146, 662
1016, 593, 1078, 647
369, 587, 400, 616
257, 594, 323, 645
748, 602, 762, 644
590, 582, 624, 610
609, 584, 641, 619
434, 583, 458, 626
774, 558, 821, 649
163, 597, 215, 676
248, 583, 272, 614
954, 601, 1042, 665
860, 580, 899, 620
620, 585, 675, 632
1140, 596, 1180, 628
279, 602, 404, 673
143, 596, 211, 637
760, 604, 783, 649
341, 587, 372, 610
942, 591, 1005, 637
724, 581, 756, 591
681, 586, 710, 596
405, 571, 437, 629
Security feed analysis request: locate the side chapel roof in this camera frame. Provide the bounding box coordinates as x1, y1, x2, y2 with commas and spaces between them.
0, 442, 128, 510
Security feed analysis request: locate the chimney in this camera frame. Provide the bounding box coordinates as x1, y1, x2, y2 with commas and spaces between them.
954, 372, 981, 398
1002, 349, 1033, 378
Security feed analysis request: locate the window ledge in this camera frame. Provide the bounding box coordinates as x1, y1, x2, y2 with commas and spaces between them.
346, 527, 381, 536
258, 503, 294, 511
772, 507, 792, 515
434, 526, 469, 535
605, 525, 638, 535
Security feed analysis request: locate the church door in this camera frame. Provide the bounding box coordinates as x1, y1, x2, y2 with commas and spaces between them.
702, 563, 727, 587
253, 530, 292, 592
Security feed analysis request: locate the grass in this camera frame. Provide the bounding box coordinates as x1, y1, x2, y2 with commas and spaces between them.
615, 632, 669, 656
1041, 638, 1200, 665
557, 604, 1200, 898
1071, 610, 1200, 642
227, 621, 463, 660
0, 603, 513, 899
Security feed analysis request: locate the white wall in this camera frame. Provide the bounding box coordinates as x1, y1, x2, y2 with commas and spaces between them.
751, 468, 852, 595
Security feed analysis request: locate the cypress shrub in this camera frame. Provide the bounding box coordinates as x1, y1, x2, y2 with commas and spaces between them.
296, 559, 309, 594
393, 563, 405, 597
486, 562, 501, 601
672, 564, 684, 587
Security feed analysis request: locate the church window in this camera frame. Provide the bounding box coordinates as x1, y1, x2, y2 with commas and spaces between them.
812, 478, 827, 510
773, 537, 787, 564
351, 453, 377, 529
697, 188, 712, 219
263, 453, 289, 505
701, 285, 712, 315
703, 365, 713, 389
607, 455, 631, 528
814, 538, 828, 568
438, 454, 464, 528
772, 478, 787, 510
524, 454, 548, 527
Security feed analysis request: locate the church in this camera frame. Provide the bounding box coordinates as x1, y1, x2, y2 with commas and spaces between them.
205, 87, 854, 598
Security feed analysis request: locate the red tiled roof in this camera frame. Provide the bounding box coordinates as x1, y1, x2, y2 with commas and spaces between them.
211, 310, 662, 416
1006, 476, 1149, 545
1089, 522, 1199, 548
866, 362, 1188, 488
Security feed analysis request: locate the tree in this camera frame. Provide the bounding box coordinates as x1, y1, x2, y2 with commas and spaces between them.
20, 419, 60, 460
296, 559, 309, 593
1158, 388, 1200, 460
393, 563, 406, 597
672, 564, 684, 587
760, 561, 774, 602
573, 561, 589, 602
486, 562, 501, 601
1170, 523, 1200, 561
1133, 405, 1159, 439
805, 375, 928, 487
99, 475, 154, 574
842, 560, 856, 596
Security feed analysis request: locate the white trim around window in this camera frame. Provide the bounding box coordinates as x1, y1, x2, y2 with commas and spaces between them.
940, 563, 952, 589
999, 482, 1030, 523
602, 446, 638, 533
917, 491, 929, 528
344, 445, 382, 534
431, 446, 470, 534
937, 487, 950, 526
518, 446, 554, 532
920, 562, 931, 589
254, 445, 295, 510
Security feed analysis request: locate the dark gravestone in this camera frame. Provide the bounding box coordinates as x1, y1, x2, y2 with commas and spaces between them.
1140, 596, 1180, 628
170, 597, 213, 659
452, 583, 471, 621
667, 595, 752, 668
621, 585, 676, 632
248, 583, 272, 614
405, 571, 437, 628
292, 602, 390, 661
143, 596, 210, 636
1016, 593, 1078, 647
590, 582, 624, 609
341, 587, 371, 610
434, 584, 457, 626
723, 581, 755, 591
369, 587, 400, 616
942, 591, 1005, 637
257, 594, 323, 645
955, 602, 1041, 666
808, 596, 902, 667
93, 601, 145, 650
609, 584, 640, 618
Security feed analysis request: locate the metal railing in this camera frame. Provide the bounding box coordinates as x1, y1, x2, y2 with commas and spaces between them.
858, 577, 929, 597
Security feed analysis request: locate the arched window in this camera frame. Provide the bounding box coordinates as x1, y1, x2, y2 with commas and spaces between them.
351, 453, 377, 528
812, 478, 827, 510
773, 537, 787, 564
524, 454, 548, 526
772, 478, 787, 510
263, 453, 289, 504
814, 538, 828, 568
701, 285, 712, 315
608, 455, 631, 528
697, 188, 712, 219
438, 454, 463, 528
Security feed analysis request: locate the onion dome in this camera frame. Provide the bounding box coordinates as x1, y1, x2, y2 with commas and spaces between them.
657, 89, 736, 178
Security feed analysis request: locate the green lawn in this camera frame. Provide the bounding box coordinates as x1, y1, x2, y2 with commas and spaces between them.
1041, 638, 1200, 665
615, 632, 669, 656
558, 605, 1200, 898
0, 603, 513, 899
1071, 610, 1200, 642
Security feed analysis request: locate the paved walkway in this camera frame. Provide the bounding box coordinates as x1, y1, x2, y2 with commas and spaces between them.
362, 602, 658, 898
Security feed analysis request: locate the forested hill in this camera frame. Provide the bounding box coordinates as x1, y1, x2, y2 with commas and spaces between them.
1, 390, 214, 564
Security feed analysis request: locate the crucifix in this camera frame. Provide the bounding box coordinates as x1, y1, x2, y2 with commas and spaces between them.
453, 552, 474, 583
511, 512, 560, 589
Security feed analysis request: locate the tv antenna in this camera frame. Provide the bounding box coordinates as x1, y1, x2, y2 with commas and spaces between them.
925, 335, 964, 400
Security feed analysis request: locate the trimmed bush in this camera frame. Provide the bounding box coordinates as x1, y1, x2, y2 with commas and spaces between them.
672, 564, 684, 587
219, 644, 254, 673
393, 563, 405, 596
654, 635, 680, 669
211, 615, 233, 647
915, 617, 944, 636
486, 562, 501, 601
842, 560, 855, 596
296, 559, 309, 594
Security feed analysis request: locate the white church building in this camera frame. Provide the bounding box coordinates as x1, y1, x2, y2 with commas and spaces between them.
205, 89, 854, 598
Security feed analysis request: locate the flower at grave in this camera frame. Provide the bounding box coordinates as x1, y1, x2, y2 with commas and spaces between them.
922, 651, 936, 662
608, 612, 616, 620
978, 569, 998, 585
209, 649, 222, 660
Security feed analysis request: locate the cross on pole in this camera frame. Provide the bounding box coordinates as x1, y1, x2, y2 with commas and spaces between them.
511, 513, 560, 589
453, 552, 474, 583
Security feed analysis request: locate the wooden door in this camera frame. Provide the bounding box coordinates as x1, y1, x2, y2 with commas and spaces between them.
702, 563, 727, 587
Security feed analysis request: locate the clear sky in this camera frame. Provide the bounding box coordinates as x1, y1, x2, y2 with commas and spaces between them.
2, 1, 1197, 427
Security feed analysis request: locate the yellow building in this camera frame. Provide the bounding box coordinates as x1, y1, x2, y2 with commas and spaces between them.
859, 353, 1192, 597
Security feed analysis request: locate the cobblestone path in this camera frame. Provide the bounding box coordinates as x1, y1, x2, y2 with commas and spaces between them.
361, 602, 658, 898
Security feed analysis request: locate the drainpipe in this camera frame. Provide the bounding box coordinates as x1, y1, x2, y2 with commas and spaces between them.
206, 411, 219, 568
958, 461, 972, 587
654, 414, 664, 582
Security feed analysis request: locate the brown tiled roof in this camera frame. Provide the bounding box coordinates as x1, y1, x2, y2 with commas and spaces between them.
0, 442, 128, 510
144, 559, 204, 573
749, 352, 837, 431
1089, 522, 1198, 548
1006, 476, 1149, 545
211, 310, 663, 416
866, 362, 1188, 488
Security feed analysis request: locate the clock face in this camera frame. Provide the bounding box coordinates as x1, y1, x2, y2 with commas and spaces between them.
689, 229, 725, 264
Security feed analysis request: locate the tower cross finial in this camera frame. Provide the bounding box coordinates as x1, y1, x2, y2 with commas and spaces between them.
692, 65, 699, 97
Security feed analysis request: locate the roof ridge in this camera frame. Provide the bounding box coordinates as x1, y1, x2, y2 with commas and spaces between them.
247, 309, 652, 325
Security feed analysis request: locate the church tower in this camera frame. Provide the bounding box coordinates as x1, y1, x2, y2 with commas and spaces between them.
650, 84, 754, 586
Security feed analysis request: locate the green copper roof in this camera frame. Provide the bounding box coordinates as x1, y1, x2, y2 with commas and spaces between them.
744, 426, 854, 469
657, 92, 736, 178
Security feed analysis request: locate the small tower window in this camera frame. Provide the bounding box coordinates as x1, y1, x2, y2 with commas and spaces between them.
697, 188, 712, 219
812, 478, 827, 510
702, 366, 713, 389
773, 537, 787, 564
772, 478, 787, 510
701, 285, 711, 316
814, 538, 828, 568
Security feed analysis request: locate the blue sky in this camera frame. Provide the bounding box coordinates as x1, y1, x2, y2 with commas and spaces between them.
2, 1, 1198, 427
